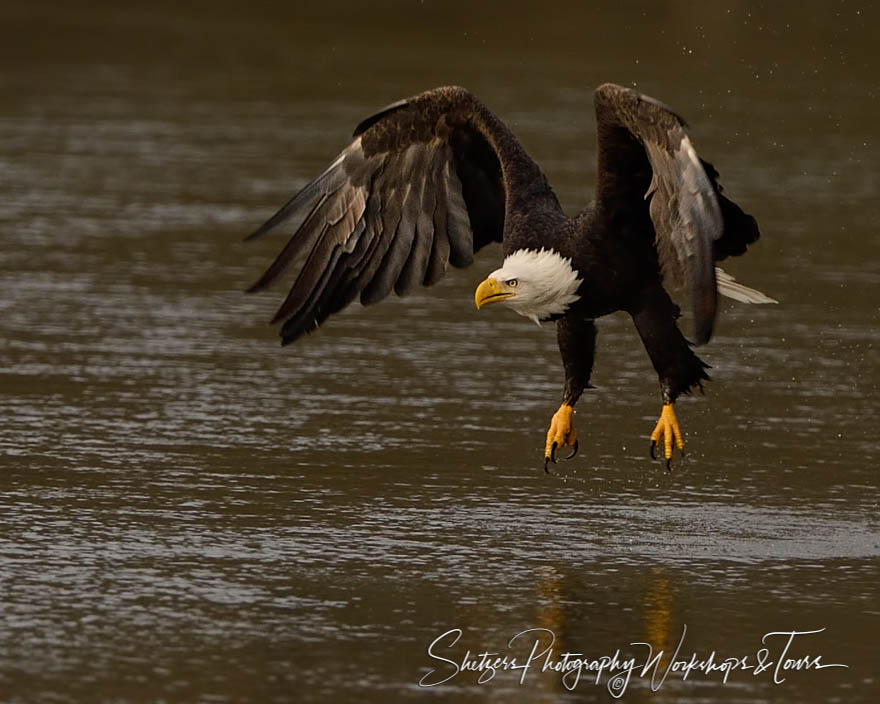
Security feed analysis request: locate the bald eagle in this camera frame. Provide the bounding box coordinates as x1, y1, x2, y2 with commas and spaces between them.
246, 84, 775, 470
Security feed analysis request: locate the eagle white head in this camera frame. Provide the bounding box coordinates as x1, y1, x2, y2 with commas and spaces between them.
474, 248, 582, 324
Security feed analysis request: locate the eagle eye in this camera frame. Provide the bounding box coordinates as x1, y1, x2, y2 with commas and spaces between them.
507, 278, 518, 287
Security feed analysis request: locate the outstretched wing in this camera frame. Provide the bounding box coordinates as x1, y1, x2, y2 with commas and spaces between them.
247, 85, 553, 345
593, 83, 759, 345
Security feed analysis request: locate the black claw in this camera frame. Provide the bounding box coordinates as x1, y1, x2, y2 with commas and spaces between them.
650, 440, 657, 460
550, 441, 558, 464
543, 456, 552, 474
565, 439, 579, 460
665, 457, 673, 473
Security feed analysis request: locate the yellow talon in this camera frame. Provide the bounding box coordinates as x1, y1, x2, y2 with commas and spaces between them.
544, 403, 578, 471
650, 402, 684, 462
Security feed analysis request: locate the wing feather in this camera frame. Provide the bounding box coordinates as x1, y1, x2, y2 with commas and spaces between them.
268, 184, 368, 324
423, 160, 451, 286
444, 161, 474, 268
360, 147, 427, 304
396, 145, 445, 295
245, 193, 331, 294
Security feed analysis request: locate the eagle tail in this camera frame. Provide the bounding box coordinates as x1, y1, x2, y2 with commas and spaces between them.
715, 267, 777, 304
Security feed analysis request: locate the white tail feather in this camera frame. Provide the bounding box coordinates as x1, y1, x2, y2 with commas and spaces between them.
716, 267, 777, 304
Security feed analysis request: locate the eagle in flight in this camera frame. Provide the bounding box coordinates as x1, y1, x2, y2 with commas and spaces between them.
246, 84, 775, 471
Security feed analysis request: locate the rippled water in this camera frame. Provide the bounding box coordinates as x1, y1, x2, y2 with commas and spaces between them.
1, 1, 878, 702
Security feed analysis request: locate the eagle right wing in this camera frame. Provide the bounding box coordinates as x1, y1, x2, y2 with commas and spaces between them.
246, 86, 554, 345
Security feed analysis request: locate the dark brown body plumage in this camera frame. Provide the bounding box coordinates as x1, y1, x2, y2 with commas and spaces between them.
246, 84, 761, 451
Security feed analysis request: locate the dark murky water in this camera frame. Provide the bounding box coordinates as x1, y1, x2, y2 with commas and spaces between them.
1, 1, 878, 702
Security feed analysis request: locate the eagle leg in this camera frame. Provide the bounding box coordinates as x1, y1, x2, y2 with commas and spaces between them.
544, 317, 596, 473
631, 286, 708, 470
544, 404, 578, 473
649, 402, 685, 471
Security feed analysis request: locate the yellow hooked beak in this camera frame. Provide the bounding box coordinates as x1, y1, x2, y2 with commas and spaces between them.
475, 277, 516, 309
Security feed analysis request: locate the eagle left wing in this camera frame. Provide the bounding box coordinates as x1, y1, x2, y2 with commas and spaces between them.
593, 83, 759, 345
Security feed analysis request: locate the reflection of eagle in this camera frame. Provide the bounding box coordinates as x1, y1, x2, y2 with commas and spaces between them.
247, 84, 775, 469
